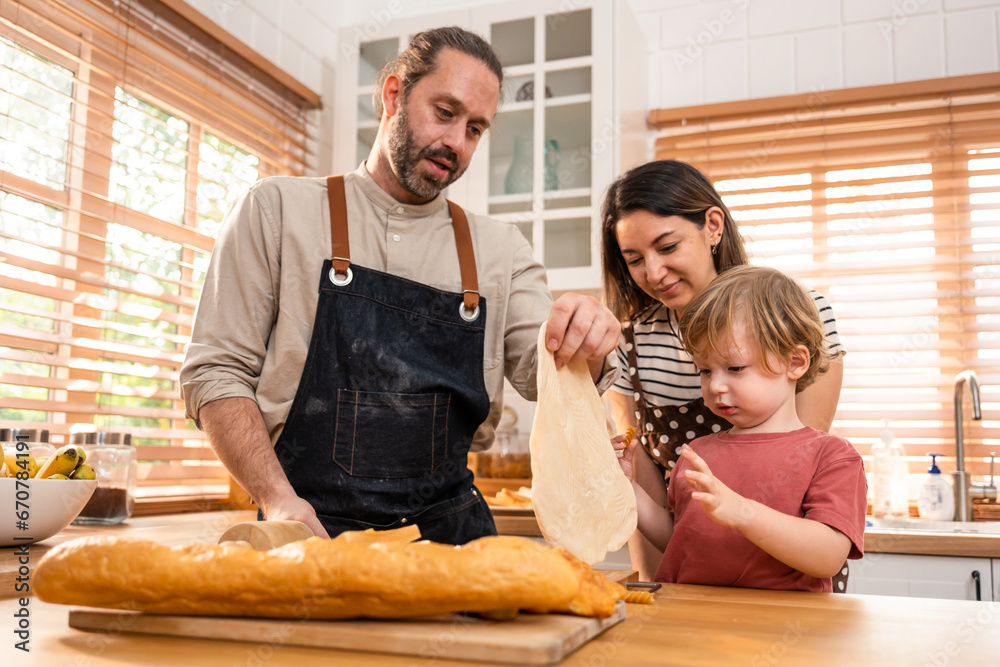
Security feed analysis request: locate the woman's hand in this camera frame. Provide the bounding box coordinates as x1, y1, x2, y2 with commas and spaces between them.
612, 432, 639, 481
679, 444, 753, 529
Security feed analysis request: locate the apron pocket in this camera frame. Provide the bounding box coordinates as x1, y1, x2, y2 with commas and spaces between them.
332, 389, 449, 478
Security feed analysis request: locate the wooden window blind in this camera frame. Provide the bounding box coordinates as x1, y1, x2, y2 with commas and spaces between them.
649, 73, 1000, 480
0, 0, 319, 510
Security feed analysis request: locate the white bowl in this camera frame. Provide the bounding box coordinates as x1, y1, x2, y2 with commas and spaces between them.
1, 478, 98, 547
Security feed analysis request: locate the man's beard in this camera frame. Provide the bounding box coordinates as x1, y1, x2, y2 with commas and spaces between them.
387, 101, 465, 199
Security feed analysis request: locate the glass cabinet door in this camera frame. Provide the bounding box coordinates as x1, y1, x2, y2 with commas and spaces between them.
486, 7, 597, 285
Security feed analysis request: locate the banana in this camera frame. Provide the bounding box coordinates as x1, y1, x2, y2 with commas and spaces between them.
3, 451, 39, 478
69, 464, 96, 480
35, 445, 82, 479
46, 473, 71, 480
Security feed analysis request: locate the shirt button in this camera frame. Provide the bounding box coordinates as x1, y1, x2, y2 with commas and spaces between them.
395, 206, 404, 214
392, 234, 401, 242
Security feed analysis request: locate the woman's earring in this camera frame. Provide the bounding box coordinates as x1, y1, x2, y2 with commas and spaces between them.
711, 243, 718, 255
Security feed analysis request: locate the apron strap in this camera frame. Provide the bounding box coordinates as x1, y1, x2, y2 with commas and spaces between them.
327, 175, 351, 276
447, 200, 480, 313
325, 175, 480, 313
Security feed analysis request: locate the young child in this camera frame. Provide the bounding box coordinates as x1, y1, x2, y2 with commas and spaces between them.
613, 265, 867, 592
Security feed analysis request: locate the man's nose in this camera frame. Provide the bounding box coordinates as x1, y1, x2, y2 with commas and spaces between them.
441, 123, 466, 156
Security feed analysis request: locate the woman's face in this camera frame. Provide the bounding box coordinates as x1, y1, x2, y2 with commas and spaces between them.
615, 208, 724, 316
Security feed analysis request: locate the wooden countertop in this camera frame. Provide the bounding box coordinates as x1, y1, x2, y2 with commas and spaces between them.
2, 511, 999, 665
492, 507, 1000, 558
3, 577, 998, 665
4, 509, 1000, 601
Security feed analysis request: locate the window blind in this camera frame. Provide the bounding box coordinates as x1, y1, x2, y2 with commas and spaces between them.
0, 0, 318, 507
649, 73, 1000, 479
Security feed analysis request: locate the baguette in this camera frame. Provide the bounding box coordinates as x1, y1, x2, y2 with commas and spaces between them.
34, 532, 625, 619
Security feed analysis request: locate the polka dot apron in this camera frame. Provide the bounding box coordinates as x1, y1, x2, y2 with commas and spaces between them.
621, 322, 731, 479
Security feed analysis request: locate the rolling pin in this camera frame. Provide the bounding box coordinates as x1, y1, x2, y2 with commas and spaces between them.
218, 520, 315, 550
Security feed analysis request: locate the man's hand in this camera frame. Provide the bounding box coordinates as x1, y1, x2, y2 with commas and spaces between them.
544, 292, 620, 374
260, 492, 330, 539
680, 444, 753, 529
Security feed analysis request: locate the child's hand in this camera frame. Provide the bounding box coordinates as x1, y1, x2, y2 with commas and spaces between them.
680, 444, 751, 529
611, 432, 638, 481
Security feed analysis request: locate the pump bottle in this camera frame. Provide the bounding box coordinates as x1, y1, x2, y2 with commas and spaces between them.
871, 420, 909, 519
917, 453, 955, 521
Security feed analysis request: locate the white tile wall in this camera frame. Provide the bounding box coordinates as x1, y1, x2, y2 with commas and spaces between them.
658, 47, 705, 108
893, 14, 947, 81
175, 0, 1000, 171
795, 29, 844, 93
842, 22, 893, 88
842, 0, 943, 24
945, 10, 1000, 75
748, 36, 794, 99
703, 40, 749, 104
747, 0, 841, 38
659, 1, 748, 49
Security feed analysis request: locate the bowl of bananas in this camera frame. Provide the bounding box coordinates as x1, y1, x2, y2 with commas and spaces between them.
2, 444, 98, 546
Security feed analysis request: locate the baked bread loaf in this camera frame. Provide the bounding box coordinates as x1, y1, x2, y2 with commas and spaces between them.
33, 530, 625, 619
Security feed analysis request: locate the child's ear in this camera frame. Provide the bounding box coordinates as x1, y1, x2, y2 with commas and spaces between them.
787, 345, 810, 381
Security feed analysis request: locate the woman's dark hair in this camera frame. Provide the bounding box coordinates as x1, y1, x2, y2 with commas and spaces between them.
373, 26, 504, 118
600, 160, 749, 321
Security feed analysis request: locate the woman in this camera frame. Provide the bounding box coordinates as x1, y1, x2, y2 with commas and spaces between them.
601, 160, 845, 579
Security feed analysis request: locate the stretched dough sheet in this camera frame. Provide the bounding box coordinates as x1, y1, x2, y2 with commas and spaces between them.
529, 323, 637, 564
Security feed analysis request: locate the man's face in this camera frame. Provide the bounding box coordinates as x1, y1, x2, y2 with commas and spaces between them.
385, 48, 499, 201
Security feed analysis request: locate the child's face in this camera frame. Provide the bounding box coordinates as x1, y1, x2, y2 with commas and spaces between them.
692, 325, 808, 434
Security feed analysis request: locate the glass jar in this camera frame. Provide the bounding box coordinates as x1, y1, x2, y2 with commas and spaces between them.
1, 428, 54, 478
71, 432, 136, 524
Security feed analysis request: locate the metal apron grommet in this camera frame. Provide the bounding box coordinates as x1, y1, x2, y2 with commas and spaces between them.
329, 266, 353, 286
459, 303, 479, 322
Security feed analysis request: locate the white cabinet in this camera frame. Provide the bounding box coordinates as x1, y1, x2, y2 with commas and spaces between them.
846, 553, 994, 601
994, 558, 1000, 603
334, 0, 647, 293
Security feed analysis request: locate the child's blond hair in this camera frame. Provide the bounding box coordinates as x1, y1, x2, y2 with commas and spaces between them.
678, 265, 838, 393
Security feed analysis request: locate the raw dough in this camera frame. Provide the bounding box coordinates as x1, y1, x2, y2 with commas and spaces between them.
529, 323, 637, 564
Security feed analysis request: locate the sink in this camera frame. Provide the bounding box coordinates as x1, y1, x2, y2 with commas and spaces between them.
865, 517, 1000, 534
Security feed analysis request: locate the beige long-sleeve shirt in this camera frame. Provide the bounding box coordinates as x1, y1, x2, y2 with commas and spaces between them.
181, 164, 613, 452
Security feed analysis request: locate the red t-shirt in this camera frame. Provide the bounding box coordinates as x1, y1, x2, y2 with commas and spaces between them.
655, 427, 867, 592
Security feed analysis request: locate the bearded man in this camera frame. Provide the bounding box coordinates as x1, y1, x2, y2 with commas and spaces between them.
180, 27, 620, 544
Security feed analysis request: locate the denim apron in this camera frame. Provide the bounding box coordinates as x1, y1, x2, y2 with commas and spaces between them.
272, 176, 496, 545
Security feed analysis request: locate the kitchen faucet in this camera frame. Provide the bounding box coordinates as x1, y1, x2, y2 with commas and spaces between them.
952, 370, 997, 521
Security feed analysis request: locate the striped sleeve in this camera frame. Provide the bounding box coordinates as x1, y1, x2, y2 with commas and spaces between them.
809, 290, 845, 355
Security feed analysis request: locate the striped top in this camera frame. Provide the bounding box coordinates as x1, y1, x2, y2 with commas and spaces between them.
611, 291, 844, 406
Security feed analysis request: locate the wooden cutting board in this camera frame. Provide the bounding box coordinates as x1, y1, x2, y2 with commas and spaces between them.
68, 602, 626, 665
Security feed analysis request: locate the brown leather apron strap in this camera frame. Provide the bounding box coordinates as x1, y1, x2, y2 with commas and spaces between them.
326, 176, 479, 313
447, 200, 479, 313
327, 175, 350, 275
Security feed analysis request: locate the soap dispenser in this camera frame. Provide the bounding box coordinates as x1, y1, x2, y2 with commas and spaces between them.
917, 453, 955, 521
871, 420, 909, 519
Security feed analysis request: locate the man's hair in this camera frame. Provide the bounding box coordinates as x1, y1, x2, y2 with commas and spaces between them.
372, 26, 504, 118
677, 265, 838, 393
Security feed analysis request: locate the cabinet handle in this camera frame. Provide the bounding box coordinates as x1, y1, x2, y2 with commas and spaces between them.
971, 570, 981, 601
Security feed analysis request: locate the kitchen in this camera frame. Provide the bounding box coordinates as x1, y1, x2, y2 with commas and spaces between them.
2, 0, 1000, 664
